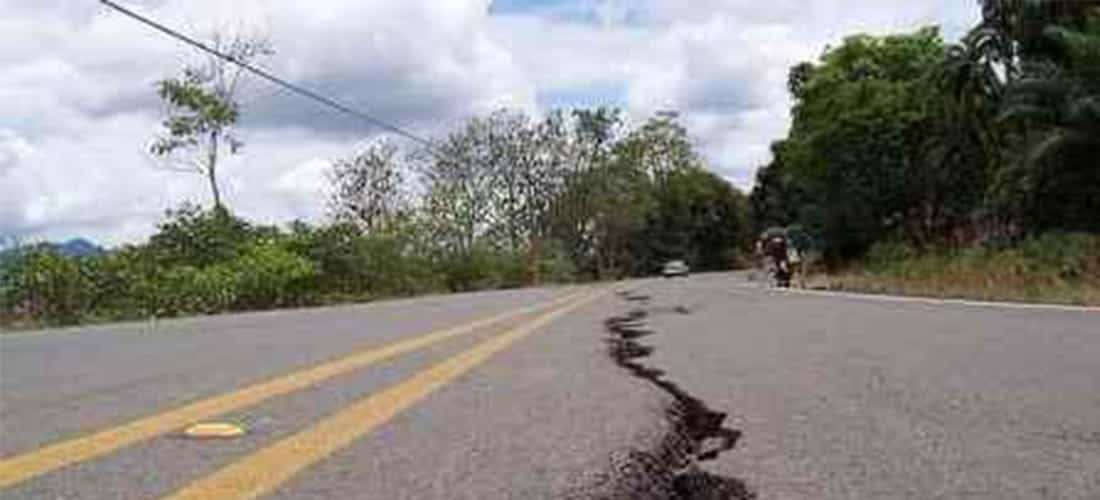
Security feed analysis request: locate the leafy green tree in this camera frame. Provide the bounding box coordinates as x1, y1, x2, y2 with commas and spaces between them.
545, 108, 626, 275
997, 12, 1100, 232
587, 154, 655, 279
643, 167, 749, 273
781, 28, 951, 258
967, 1, 1100, 233
544, 112, 748, 278
589, 113, 704, 277
147, 203, 256, 267
150, 34, 272, 209
907, 35, 1006, 245
749, 141, 809, 236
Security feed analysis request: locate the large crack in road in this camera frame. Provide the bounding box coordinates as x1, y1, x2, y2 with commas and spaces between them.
570, 290, 755, 500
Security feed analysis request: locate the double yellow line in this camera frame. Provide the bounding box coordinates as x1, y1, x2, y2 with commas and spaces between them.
0, 289, 601, 497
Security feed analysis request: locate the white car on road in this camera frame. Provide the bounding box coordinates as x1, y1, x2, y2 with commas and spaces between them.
662, 260, 690, 278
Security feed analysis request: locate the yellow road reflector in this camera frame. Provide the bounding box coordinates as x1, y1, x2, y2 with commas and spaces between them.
159, 290, 605, 500
0, 289, 584, 489
183, 423, 246, 439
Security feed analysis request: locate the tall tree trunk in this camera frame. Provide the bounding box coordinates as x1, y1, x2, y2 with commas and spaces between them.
207, 130, 222, 209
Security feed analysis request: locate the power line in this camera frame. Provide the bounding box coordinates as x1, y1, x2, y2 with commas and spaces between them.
99, 0, 437, 150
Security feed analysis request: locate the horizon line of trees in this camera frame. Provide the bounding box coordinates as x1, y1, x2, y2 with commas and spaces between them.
1, 107, 751, 327
7, 0, 1097, 326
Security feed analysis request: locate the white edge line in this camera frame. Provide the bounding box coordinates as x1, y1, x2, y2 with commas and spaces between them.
734, 282, 1100, 313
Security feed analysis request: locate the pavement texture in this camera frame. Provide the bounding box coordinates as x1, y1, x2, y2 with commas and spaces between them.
623, 273, 1100, 500
1, 286, 673, 499
2, 273, 1098, 499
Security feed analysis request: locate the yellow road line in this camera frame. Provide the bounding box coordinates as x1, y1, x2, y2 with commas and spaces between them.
160, 290, 603, 500
0, 290, 583, 489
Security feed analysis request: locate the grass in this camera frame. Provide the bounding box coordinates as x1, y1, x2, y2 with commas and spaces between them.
816, 233, 1100, 306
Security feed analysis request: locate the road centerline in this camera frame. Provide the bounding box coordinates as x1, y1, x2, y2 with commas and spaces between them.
0, 290, 583, 490
158, 290, 604, 500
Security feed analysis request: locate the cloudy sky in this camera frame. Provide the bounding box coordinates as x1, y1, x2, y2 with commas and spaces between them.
1, 0, 980, 246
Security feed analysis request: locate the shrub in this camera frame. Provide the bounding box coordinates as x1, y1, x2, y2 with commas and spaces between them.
1, 247, 94, 325
144, 265, 239, 317
864, 241, 919, 272
534, 241, 578, 284
285, 222, 442, 299
228, 241, 318, 309
147, 204, 257, 267
1017, 233, 1100, 279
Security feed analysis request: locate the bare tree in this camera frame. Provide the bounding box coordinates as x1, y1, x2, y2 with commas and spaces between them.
416, 110, 562, 258
417, 123, 496, 257
150, 32, 273, 210
328, 139, 410, 233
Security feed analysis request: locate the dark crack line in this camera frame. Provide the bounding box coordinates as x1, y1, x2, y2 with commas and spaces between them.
578, 293, 755, 500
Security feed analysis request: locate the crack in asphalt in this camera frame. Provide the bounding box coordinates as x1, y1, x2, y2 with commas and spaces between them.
570, 290, 754, 500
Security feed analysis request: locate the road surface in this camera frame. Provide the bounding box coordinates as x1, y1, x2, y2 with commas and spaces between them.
1, 274, 1097, 499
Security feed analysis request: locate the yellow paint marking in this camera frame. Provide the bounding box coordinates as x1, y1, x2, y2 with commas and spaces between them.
183, 423, 246, 439
160, 290, 603, 500
0, 290, 582, 489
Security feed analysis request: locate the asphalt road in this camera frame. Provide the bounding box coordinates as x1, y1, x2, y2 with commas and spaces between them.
628, 273, 1100, 499
1, 274, 1098, 499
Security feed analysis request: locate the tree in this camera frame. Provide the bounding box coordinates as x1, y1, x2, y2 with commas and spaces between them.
585, 150, 654, 278
545, 112, 745, 278
749, 141, 809, 236
779, 28, 952, 258
995, 8, 1100, 232
150, 33, 273, 210
1001, 11, 1100, 159
972, 0, 1029, 79
644, 167, 749, 272
328, 139, 410, 233
147, 203, 257, 267
618, 112, 702, 181
480, 110, 558, 253
908, 35, 1008, 244
749, 2, 1100, 260
544, 108, 626, 275
417, 114, 507, 258
600, 113, 704, 276
417, 110, 570, 256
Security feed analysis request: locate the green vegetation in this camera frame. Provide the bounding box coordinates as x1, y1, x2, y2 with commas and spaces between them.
751, 0, 1100, 300
7, 2, 1096, 327
824, 234, 1100, 305
1, 109, 750, 329
150, 34, 273, 209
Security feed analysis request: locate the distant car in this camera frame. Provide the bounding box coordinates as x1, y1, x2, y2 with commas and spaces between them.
662, 260, 690, 278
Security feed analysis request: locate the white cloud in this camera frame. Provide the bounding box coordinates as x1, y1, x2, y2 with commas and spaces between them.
491, 0, 979, 186
1, 0, 532, 244
2, 0, 981, 244
0, 130, 36, 236
0, 130, 33, 173
271, 157, 332, 220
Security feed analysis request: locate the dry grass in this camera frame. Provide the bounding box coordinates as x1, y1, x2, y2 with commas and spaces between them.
817, 234, 1100, 307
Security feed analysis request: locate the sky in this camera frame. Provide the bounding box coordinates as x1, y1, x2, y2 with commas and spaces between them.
0, 0, 980, 246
